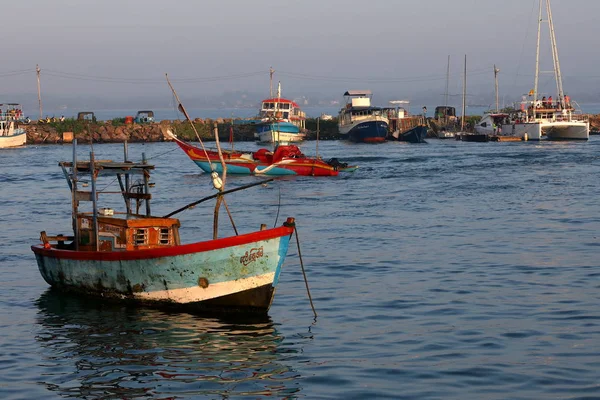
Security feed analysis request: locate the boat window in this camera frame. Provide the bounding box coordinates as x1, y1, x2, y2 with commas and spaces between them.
159, 228, 170, 245
481, 122, 487, 127
134, 228, 148, 245
283, 112, 289, 119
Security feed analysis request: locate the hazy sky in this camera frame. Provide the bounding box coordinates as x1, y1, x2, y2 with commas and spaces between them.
3, 0, 600, 110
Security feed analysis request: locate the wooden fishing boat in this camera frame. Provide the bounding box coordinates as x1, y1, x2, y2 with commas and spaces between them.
31, 140, 297, 313
167, 130, 357, 176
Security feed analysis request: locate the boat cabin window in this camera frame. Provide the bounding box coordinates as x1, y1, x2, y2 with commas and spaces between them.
134, 228, 148, 245
279, 103, 290, 110
481, 122, 487, 127
159, 228, 170, 245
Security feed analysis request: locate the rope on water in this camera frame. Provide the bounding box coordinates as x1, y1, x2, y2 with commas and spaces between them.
145, 146, 180, 161
285, 219, 317, 318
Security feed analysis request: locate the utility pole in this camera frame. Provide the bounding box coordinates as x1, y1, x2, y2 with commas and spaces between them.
36, 64, 43, 119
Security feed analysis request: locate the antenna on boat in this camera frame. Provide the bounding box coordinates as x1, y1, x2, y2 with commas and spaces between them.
269, 67, 275, 98
461, 54, 467, 132
494, 64, 500, 113
316, 117, 320, 158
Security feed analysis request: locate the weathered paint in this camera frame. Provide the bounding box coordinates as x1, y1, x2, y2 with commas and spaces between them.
32, 226, 293, 311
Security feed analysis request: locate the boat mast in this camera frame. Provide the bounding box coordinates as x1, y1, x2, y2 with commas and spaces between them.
494, 65, 500, 113
461, 55, 467, 131
546, 0, 565, 109
444, 55, 450, 108
533, 0, 542, 115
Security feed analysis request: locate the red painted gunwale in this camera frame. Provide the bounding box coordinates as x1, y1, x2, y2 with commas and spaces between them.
32, 225, 294, 261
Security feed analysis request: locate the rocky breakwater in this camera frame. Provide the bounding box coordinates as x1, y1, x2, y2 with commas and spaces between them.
24, 118, 258, 144
589, 114, 600, 132
26, 121, 169, 144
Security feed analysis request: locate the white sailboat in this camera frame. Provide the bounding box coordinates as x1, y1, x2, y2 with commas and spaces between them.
509, 0, 588, 141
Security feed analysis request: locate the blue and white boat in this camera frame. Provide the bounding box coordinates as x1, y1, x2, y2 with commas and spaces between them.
338, 90, 389, 143
255, 82, 307, 144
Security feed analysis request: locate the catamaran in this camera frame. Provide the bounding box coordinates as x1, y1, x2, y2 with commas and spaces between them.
495, 0, 588, 141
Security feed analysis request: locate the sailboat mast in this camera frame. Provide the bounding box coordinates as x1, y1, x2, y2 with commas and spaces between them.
533, 0, 542, 112
546, 0, 565, 108
444, 55, 450, 108
461, 55, 466, 131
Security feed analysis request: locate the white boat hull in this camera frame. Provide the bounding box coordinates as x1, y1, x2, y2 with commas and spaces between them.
503, 121, 589, 141
0, 131, 26, 148
258, 130, 306, 144
544, 121, 589, 140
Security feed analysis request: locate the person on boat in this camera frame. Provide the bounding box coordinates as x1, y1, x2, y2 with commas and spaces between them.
548, 96, 553, 108
541, 96, 547, 108
564, 94, 571, 109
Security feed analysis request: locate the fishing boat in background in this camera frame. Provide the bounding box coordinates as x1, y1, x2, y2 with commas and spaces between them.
254, 70, 306, 144
31, 140, 296, 313
338, 90, 388, 143
0, 103, 27, 148
385, 100, 428, 143
167, 129, 356, 176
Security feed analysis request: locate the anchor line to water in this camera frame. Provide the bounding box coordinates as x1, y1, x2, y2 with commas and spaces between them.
293, 223, 317, 318
145, 146, 180, 161
273, 184, 282, 228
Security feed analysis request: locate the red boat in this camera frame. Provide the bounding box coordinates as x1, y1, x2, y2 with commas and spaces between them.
167, 130, 357, 176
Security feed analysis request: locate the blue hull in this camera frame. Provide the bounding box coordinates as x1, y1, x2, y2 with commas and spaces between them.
341, 121, 388, 143
395, 125, 428, 143
194, 160, 255, 175
255, 122, 300, 134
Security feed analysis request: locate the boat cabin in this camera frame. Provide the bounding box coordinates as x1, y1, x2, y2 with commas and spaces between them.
134, 110, 155, 124
76, 214, 180, 251
45, 142, 184, 252
77, 112, 96, 122
343, 90, 373, 108
259, 98, 306, 128
434, 106, 456, 119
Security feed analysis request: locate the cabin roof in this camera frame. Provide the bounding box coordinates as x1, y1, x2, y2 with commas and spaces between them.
344, 90, 372, 96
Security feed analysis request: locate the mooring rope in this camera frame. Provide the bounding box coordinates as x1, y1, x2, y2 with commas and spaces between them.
286, 219, 317, 318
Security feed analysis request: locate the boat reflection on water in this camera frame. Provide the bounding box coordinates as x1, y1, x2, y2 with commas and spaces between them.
35, 289, 303, 398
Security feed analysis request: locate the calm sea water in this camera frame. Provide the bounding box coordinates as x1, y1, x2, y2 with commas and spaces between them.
1, 138, 599, 399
